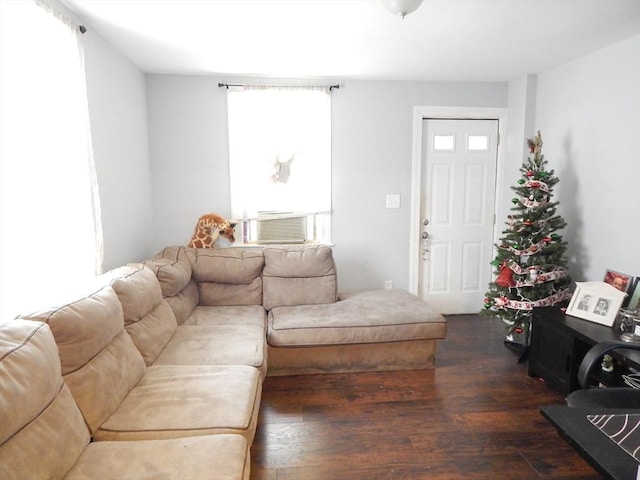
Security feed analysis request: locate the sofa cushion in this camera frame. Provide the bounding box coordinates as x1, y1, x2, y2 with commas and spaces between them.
153, 245, 196, 270
192, 248, 264, 305
105, 264, 178, 365
184, 305, 267, 328
154, 324, 266, 374
142, 257, 192, 298
164, 279, 200, 325
94, 364, 262, 443
268, 289, 447, 347
156, 305, 267, 376
146, 247, 199, 325
18, 286, 147, 435
262, 245, 337, 310
0, 320, 89, 480
65, 435, 249, 480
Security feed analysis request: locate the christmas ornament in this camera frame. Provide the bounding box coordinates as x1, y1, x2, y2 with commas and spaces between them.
495, 263, 515, 287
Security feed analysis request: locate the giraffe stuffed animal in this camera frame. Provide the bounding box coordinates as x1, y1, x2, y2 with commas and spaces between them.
187, 213, 237, 248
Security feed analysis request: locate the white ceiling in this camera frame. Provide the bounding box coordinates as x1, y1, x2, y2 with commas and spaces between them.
62, 0, 640, 82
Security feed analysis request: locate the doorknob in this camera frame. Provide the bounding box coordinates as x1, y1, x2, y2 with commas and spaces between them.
422, 232, 429, 240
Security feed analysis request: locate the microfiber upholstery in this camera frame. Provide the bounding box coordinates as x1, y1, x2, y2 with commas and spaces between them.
63, 435, 250, 480
128, 256, 267, 375
18, 286, 147, 435
192, 248, 265, 306
0, 320, 89, 479
95, 364, 261, 442
18, 282, 262, 444
104, 264, 178, 366
262, 244, 337, 310
147, 246, 199, 325
154, 304, 267, 376
268, 289, 447, 347
143, 256, 192, 298
0, 320, 251, 480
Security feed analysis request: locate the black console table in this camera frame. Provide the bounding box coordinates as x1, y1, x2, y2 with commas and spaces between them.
541, 405, 640, 480
529, 307, 640, 396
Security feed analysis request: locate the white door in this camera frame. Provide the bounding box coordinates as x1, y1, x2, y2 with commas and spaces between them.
418, 119, 499, 314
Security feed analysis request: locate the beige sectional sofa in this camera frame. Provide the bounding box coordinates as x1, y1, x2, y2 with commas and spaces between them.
0, 244, 446, 479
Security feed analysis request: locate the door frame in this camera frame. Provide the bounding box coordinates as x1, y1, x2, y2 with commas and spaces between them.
408, 106, 508, 295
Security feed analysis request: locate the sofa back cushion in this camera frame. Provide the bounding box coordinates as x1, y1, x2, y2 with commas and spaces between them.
192, 248, 264, 305
18, 286, 146, 435
105, 264, 178, 365
148, 246, 199, 324
262, 245, 337, 310
0, 320, 89, 480
144, 256, 192, 297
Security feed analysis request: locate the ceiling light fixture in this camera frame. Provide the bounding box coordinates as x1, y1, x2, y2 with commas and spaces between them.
381, 0, 424, 19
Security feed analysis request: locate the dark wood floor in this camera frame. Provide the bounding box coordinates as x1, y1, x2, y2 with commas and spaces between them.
250, 315, 601, 479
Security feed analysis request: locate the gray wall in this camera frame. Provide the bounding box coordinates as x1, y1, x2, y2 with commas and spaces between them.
533, 34, 640, 282
83, 28, 154, 271
82, 20, 639, 289
146, 76, 231, 250
145, 77, 507, 291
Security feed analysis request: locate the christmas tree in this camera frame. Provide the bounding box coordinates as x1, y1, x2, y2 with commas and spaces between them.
482, 131, 572, 350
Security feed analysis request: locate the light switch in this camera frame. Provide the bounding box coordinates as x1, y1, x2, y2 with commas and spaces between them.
386, 194, 401, 209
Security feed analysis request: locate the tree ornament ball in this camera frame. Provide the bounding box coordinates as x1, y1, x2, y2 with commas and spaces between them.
512, 197, 520, 204
518, 179, 525, 185
526, 171, 534, 177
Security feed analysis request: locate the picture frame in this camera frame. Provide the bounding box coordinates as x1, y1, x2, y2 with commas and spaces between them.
627, 277, 640, 311
566, 281, 628, 327
603, 269, 635, 297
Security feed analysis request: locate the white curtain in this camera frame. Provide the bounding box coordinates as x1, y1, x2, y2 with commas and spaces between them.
0, 0, 103, 320
227, 86, 331, 222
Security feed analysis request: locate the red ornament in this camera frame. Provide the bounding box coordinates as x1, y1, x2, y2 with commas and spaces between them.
495, 263, 515, 287
526, 171, 534, 177
529, 181, 541, 189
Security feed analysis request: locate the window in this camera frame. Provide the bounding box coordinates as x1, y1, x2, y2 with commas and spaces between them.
0, 1, 102, 320
227, 86, 331, 244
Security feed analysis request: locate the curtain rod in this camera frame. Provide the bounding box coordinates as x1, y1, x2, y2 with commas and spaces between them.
36, 0, 87, 34
218, 82, 340, 91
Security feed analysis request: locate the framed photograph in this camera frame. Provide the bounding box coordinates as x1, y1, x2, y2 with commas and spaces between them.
627, 277, 640, 310
603, 269, 635, 295
567, 281, 628, 327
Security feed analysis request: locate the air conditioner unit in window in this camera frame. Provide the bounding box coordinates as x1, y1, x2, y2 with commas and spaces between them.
257, 213, 306, 244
